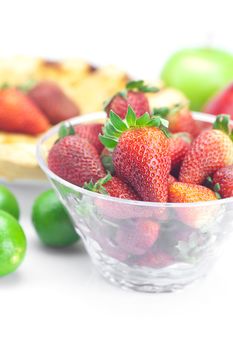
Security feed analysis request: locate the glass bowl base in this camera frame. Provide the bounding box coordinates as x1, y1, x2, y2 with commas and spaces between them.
85, 239, 213, 293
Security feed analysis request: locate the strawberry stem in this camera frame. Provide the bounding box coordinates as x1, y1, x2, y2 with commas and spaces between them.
0, 80, 37, 92
152, 107, 170, 118
84, 173, 112, 194
206, 176, 213, 184
213, 114, 233, 141
215, 192, 222, 199
212, 182, 221, 199
101, 153, 115, 174
58, 123, 75, 139
17, 80, 37, 93
126, 80, 159, 93
213, 183, 221, 192
152, 104, 184, 118
0, 82, 10, 90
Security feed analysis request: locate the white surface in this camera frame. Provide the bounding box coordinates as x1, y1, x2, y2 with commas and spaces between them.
1, 0, 233, 348
0, 0, 233, 78
1, 183, 233, 350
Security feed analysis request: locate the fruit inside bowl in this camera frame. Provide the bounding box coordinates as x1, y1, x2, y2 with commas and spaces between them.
36, 81, 233, 293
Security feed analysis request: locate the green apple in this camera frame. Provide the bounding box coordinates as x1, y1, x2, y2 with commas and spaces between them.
161, 48, 233, 111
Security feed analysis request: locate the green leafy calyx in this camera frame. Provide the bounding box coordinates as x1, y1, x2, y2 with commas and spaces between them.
213, 183, 221, 192
152, 103, 184, 119
83, 173, 112, 194
0, 80, 37, 92
99, 106, 169, 151
101, 153, 115, 175
58, 123, 75, 139
206, 176, 213, 184
17, 80, 37, 93
213, 114, 233, 141
213, 183, 221, 199
126, 80, 159, 93
0, 82, 11, 90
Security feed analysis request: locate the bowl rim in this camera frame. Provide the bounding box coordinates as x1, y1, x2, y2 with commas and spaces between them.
36, 111, 233, 208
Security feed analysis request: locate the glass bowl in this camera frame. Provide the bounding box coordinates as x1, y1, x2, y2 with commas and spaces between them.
36, 112, 233, 293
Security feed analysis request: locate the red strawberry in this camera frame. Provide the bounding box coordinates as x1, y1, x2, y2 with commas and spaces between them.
169, 133, 191, 170
84, 174, 144, 219
169, 182, 217, 203
100, 107, 171, 202
153, 105, 199, 137
84, 174, 140, 200
168, 107, 199, 137
135, 250, 173, 268
0, 88, 50, 135
84, 174, 168, 220
179, 115, 233, 184
28, 81, 79, 125
105, 80, 158, 119
204, 83, 233, 119
75, 123, 104, 154
115, 219, 160, 256
48, 126, 106, 186
212, 165, 233, 198
105, 91, 149, 119
168, 182, 217, 228
113, 129, 170, 202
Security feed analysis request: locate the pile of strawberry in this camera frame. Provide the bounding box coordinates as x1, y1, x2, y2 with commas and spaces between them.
47, 80, 233, 269
0, 81, 79, 135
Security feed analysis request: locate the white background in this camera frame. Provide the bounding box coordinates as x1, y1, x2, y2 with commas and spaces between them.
1, 1, 233, 349
1, 0, 233, 77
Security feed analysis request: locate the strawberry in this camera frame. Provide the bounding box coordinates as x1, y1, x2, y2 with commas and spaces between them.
105, 80, 158, 119
212, 165, 233, 198
134, 250, 173, 268
100, 107, 171, 202
84, 173, 140, 200
0, 88, 50, 135
204, 83, 233, 119
75, 123, 104, 154
84, 174, 168, 220
168, 182, 217, 228
169, 182, 217, 203
115, 219, 160, 256
48, 124, 106, 186
179, 115, 233, 184
169, 133, 191, 171
28, 81, 79, 125
153, 105, 199, 137
84, 174, 146, 219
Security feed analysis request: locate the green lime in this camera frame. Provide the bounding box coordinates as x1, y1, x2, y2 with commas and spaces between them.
32, 189, 79, 247
0, 185, 20, 219
0, 210, 27, 276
